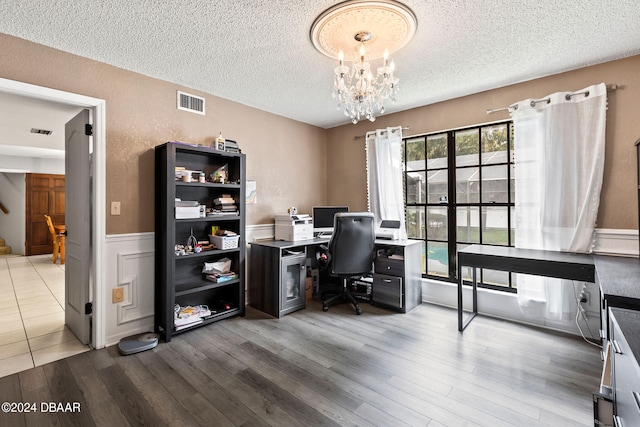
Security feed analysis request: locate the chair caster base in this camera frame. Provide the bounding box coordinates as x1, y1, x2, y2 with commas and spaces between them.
321, 281, 363, 315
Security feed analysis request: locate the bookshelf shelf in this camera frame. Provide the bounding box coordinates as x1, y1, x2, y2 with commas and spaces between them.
175, 279, 240, 297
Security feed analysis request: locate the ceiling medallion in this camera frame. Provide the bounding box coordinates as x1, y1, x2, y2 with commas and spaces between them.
310, 0, 418, 123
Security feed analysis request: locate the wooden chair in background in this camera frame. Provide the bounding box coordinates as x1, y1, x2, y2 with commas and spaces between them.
44, 214, 65, 264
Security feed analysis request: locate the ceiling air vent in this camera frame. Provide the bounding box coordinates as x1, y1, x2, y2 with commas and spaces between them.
177, 91, 205, 115
30, 128, 53, 135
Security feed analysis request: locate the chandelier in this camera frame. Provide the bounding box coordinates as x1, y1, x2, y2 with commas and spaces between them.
310, 0, 417, 124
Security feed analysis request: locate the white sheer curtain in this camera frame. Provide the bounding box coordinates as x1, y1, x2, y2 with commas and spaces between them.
512, 82, 607, 320
366, 126, 407, 239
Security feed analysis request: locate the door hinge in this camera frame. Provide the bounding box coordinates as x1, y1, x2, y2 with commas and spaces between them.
85, 124, 93, 136
85, 302, 93, 315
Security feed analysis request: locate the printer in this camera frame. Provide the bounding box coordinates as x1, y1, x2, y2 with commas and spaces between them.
275, 214, 314, 241
375, 220, 401, 240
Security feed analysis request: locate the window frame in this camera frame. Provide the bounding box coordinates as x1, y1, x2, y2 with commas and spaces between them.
403, 121, 516, 292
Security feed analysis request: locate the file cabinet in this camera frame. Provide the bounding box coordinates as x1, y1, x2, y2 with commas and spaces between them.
372, 240, 422, 313
372, 273, 403, 309
249, 240, 321, 318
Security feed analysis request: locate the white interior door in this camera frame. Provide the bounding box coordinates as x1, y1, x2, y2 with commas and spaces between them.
65, 109, 92, 344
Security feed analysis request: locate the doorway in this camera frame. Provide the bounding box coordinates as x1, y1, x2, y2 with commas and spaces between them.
0, 77, 107, 350
25, 173, 65, 256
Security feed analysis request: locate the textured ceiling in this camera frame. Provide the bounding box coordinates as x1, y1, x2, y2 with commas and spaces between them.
1, 0, 640, 129
0, 92, 82, 159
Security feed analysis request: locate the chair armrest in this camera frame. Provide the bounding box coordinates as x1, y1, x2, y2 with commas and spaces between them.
315, 244, 331, 271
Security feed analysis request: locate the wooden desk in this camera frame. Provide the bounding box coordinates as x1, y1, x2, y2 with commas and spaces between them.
457, 244, 595, 331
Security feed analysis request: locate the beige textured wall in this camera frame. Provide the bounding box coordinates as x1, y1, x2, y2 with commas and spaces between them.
327, 55, 640, 230
0, 34, 327, 234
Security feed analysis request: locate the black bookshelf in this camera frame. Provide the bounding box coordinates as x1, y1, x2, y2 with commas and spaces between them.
154, 142, 246, 342
637, 139, 640, 258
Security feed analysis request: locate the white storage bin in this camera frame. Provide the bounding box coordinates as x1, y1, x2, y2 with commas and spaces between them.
209, 234, 240, 250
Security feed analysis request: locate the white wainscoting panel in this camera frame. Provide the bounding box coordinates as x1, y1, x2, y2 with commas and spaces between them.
116, 251, 155, 325
103, 225, 274, 347
102, 227, 636, 344
104, 233, 155, 346
246, 223, 275, 242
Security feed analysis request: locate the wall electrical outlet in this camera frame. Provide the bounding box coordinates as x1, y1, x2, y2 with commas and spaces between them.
582, 291, 590, 304
578, 290, 590, 304
111, 201, 121, 216
112, 287, 124, 303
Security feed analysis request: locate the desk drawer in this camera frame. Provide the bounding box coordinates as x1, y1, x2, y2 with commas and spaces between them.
375, 258, 403, 277
373, 274, 403, 309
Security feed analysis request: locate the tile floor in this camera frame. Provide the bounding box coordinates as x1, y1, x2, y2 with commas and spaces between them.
0, 254, 90, 378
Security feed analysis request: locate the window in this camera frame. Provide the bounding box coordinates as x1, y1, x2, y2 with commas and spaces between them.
403, 121, 516, 291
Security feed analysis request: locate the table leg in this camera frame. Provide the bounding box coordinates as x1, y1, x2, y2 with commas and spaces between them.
472, 267, 477, 314
59, 235, 65, 264
52, 240, 59, 263
458, 262, 463, 331
458, 264, 478, 332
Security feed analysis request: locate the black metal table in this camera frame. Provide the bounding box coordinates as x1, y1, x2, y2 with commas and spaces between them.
457, 244, 595, 331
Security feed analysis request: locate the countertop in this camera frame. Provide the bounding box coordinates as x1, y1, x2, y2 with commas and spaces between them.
594, 255, 640, 308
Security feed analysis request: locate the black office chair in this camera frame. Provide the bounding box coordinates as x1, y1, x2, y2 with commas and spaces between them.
317, 212, 375, 315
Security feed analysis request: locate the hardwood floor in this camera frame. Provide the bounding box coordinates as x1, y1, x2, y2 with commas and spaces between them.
0, 300, 602, 426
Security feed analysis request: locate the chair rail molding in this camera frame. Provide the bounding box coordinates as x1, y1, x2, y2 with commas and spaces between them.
592, 228, 639, 257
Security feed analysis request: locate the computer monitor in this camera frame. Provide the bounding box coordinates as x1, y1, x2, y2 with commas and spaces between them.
312, 206, 349, 236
